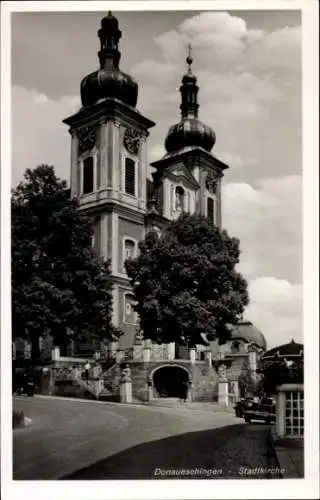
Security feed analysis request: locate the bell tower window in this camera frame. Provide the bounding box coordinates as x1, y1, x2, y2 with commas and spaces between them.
83, 157, 94, 194
207, 197, 214, 222
125, 158, 136, 196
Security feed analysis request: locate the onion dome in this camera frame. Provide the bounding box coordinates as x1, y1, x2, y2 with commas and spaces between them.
164, 44, 216, 154
261, 339, 303, 362
80, 12, 138, 108
231, 321, 267, 350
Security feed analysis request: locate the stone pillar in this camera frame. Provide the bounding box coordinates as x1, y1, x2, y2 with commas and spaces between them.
218, 380, 229, 406
189, 348, 196, 364
206, 350, 212, 365
51, 346, 60, 361
148, 379, 153, 401
218, 363, 229, 406
97, 378, 104, 394
120, 365, 132, 403
167, 342, 175, 361
116, 349, 124, 364
143, 346, 151, 363
276, 390, 286, 438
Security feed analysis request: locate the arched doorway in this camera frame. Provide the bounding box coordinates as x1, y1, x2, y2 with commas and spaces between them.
152, 365, 190, 399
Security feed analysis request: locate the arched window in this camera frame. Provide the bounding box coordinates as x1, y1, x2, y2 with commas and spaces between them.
123, 294, 136, 324
124, 239, 135, 260
83, 157, 94, 194
207, 197, 214, 222
231, 341, 240, 353
125, 158, 136, 196
123, 238, 136, 272
175, 186, 184, 213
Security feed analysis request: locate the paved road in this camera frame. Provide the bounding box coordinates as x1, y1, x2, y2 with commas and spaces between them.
13, 396, 280, 480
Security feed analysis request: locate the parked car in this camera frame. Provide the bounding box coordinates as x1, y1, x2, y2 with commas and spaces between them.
16, 376, 35, 397
243, 396, 276, 424
234, 397, 255, 417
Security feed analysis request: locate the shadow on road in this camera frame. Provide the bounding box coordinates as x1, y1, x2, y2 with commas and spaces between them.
63, 423, 280, 480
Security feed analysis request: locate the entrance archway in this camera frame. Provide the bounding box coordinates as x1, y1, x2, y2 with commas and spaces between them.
152, 365, 190, 399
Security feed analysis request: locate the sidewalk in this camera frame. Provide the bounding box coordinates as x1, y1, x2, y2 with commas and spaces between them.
270, 427, 304, 478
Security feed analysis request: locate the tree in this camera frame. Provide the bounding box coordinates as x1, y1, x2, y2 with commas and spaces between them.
125, 213, 249, 347
238, 362, 259, 397
12, 165, 119, 357
260, 359, 304, 395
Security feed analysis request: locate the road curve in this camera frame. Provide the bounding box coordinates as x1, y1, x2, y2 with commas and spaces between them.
13, 395, 240, 480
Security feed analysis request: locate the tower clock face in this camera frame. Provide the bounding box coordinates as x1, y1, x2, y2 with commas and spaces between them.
123, 128, 141, 156
78, 126, 96, 154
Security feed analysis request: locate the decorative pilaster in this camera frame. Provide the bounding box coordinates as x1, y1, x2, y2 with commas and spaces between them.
111, 212, 119, 273
112, 121, 120, 191
99, 123, 107, 188
139, 135, 147, 208
70, 132, 79, 197
112, 285, 119, 325
199, 169, 206, 216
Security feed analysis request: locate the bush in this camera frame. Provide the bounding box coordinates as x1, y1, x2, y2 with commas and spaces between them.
13, 409, 25, 428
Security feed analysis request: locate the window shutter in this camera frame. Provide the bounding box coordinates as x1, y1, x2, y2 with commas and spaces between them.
125, 158, 135, 196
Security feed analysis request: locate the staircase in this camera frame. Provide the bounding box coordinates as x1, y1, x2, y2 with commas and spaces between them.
73, 376, 102, 399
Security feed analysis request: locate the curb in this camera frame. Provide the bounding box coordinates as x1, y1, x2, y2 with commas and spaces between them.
32, 394, 237, 415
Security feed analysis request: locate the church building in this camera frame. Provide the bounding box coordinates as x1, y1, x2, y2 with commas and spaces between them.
60, 12, 267, 402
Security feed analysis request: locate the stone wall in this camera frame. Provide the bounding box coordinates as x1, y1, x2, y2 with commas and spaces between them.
116, 360, 218, 403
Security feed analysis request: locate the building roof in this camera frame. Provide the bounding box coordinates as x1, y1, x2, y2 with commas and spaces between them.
261, 339, 303, 361
231, 321, 267, 350
80, 12, 138, 109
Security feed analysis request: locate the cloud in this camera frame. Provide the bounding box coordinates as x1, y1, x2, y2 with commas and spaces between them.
222, 175, 302, 284
244, 277, 302, 348
12, 85, 80, 187
131, 11, 301, 184
222, 175, 302, 347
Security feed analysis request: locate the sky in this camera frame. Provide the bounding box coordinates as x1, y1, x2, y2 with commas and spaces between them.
11, 8, 302, 349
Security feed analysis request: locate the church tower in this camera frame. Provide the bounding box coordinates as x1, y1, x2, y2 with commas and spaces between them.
63, 13, 155, 349
150, 46, 229, 228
